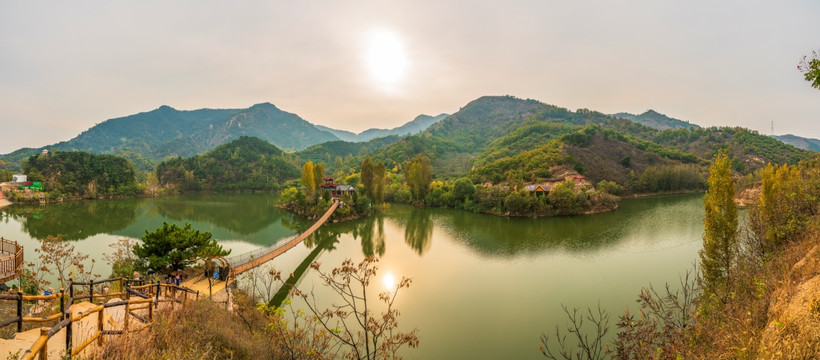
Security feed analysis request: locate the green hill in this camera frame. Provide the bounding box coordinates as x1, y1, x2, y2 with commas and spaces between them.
654, 127, 811, 173
155, 136, 299, 192
366, 96, 661, 178
22, 150, 139, 198
471, 126, 701, 187
294, 136, 402, 172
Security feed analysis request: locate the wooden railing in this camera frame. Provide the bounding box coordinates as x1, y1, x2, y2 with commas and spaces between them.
0, 277, 199, 360
0, 237, 24, 283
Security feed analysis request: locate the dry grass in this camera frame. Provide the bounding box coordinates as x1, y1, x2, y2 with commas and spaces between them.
89, 292, 282, 360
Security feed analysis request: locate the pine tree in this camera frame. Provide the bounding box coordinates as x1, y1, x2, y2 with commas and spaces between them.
699, 151, 738, 292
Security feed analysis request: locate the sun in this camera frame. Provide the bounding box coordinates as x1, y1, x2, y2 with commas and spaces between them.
365, 29, 408, 87
382, 272, 396, 291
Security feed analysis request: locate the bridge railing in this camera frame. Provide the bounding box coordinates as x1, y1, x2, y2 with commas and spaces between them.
224, 199, 340, 272
0, 237, 24, 283
224, 234, 299, 268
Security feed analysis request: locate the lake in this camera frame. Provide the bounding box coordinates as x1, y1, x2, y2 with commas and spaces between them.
0, 193, 704, 359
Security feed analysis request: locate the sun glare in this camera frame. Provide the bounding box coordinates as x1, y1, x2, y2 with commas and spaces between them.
365, 29, 408, 86
382, 272, 396, 291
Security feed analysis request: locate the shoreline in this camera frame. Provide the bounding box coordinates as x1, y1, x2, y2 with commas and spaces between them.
0, 199, 11, 209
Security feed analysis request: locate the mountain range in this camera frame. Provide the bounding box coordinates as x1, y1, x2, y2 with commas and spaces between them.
0, 104, 446, 171
1, 96, 817, 179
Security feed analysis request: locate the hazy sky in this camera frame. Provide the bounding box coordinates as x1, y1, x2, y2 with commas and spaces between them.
1, 1, 819, 154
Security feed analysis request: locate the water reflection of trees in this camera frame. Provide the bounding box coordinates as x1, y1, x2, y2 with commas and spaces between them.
401, 194, 703, 257
3, 198, 144, 240
404, 208, 432, 255
153, 194, 301, 235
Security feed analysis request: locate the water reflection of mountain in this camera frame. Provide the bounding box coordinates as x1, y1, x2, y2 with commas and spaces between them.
114, 194, 309, 246
151, 194, 290, 235
2, 198, 144, 240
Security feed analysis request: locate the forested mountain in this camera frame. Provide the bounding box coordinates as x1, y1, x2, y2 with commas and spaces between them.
359, 96, 811, 182
0, 103, 339, 170
653, 127, 811, 173
155, 136, 298, 192
471, 126, 702, 190
315, 114, 448, 142
364, 96, 662, 177
772, 134, 820, 152
23, 150, 139, 197
294, 136, 402, 173
613, 110, 700, 130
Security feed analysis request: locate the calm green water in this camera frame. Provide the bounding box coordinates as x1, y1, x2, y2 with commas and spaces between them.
0, 193, 704, 359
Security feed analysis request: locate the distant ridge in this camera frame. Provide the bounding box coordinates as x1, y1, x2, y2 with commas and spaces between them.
314, 113, 448, 142
613, 110, 699, 130
772, 134, 820, 152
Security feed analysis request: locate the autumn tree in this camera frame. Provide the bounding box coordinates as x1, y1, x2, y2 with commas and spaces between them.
750, 162, 815, 256
361, 156, 375, 199
373, 161, 386, 205
33, 234, 98, 289
133, 222, 230, 273
313, 162, 325, 195
275, 257, 419, 360
404, 154, 432, 202
699, 151, 738, 293
302, 161, 315, 197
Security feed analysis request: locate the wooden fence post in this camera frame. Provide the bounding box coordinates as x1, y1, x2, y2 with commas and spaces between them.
89, 279, 94, 305
68, 278, 73, 305
124, 301, 130, 332
149, 298, 153, 322
16, 290, 23, 332
59, 288, 65, 317
97, 306, 104, 347
65, 298, 72, 354
38, 327, 48, 360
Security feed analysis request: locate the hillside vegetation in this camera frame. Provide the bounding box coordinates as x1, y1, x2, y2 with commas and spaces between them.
21, 150, 139, 198
155, 136, 298, 192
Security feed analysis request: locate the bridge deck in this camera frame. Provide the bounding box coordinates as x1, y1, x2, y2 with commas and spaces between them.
229, 200, 339, 276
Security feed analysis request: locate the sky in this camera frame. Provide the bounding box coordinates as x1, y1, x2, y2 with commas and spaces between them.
1, 1, 819, 154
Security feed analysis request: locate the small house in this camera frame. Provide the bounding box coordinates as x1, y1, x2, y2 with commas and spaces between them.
565, 174, 586, 186
12, 174, 27, 183
524, 184, 552, 196
319, 176, 356, 197
335, 185, 356, 196
573, 175, 585, 186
